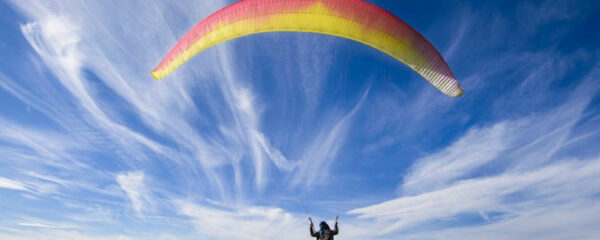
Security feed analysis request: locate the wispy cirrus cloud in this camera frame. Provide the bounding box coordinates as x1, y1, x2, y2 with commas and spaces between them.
177, 201, 305, 240
116, 171, 154, 215
1, 2, 361, 233
5, 0, 309, 203
291, 88, 370, 189
351, 157, 600, 234
0, 230, 139, 240
0, 177, 27, 191
16, 216, 81, 230
401, 89, 592, 195
176, 199, 384, 240
1, 0, 598, 239
349, 66, 600, 237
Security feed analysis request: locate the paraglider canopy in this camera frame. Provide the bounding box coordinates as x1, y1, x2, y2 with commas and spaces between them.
153, 0, 464, 97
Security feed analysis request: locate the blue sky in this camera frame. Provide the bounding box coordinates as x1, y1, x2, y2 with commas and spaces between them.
0, 0, 599, 239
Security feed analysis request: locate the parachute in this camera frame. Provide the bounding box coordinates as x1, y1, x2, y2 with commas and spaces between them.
152, 0, 463, 97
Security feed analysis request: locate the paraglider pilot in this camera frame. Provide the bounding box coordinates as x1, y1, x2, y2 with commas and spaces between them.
309, 216, 338, 240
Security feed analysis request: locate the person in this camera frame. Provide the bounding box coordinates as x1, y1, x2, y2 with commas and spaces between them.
309, 216, 338, 240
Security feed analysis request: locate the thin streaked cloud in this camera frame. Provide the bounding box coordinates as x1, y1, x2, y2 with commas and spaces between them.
0, 0, 598, 239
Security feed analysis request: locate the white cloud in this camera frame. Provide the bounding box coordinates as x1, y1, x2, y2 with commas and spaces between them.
351, 158, 600, 234
0, 231, 139, 240
0, 116, 87, 170
291, 89, 369, 189
443, 9, 472, 60
401, 68, 596, 195
18, 222, 75, 229
176, 199, 391, 240
211, 46, 298, 193
399, 201, 600, 240
3, 0, 371, 209
19, 15, 168, 156
0, 177, 27, 191
177, 201, 306, 240
7, 0, 301, 202
2, 1, 598, 240
401, 123, 508, 194
116, 171, 153, 215
348, 72, 600, 237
